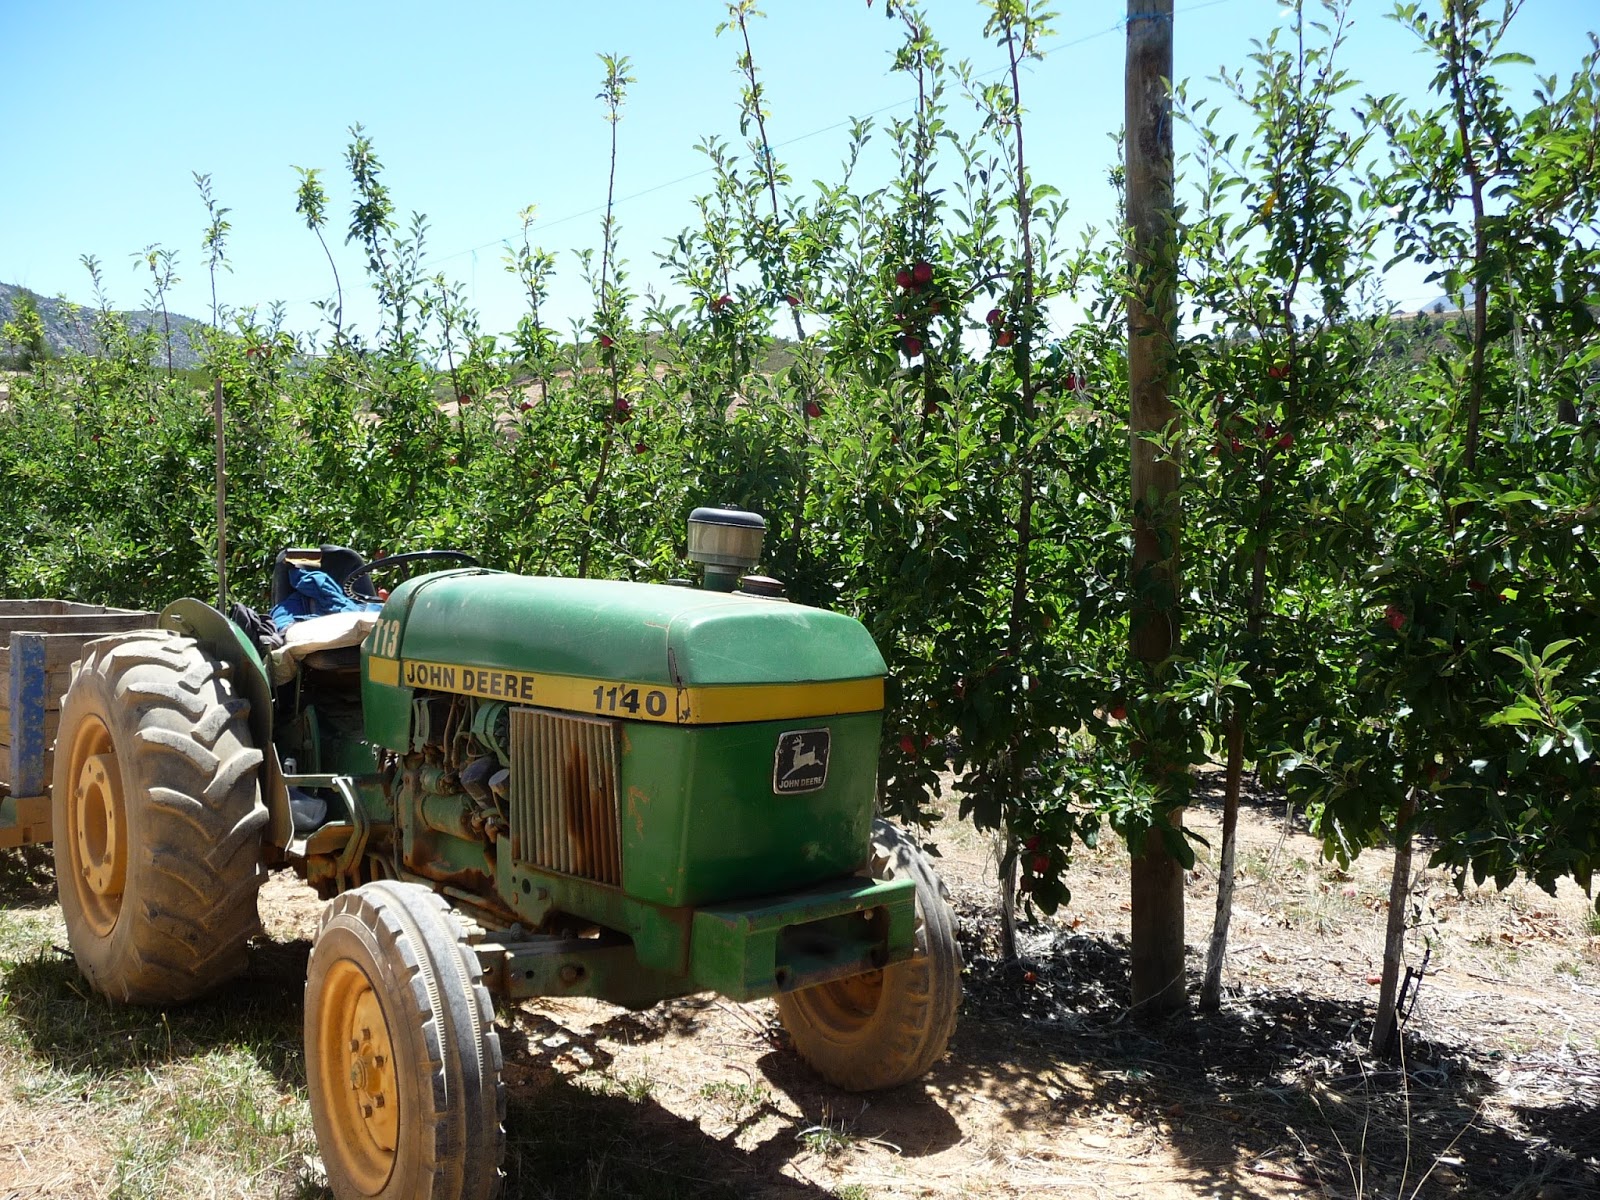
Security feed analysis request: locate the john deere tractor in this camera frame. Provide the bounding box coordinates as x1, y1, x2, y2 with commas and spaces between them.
45, 508, 960, 1200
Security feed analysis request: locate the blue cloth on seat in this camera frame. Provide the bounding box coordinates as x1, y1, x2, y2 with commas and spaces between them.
270, 567, 363, 631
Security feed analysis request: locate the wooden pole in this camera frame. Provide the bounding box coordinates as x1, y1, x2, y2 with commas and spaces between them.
1126, 0, 1187, 1017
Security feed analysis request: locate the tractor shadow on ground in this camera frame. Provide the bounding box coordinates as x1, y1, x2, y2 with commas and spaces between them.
752, 1043, 965, 1159
937, 908, 1600, 1199
499, 1068, 848, 1200
517, 984, 967, 1160
0, 843, 58, 908
497, 1004, 871, 1198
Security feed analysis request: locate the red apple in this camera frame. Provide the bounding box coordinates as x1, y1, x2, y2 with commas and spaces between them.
519, 399, 534, 412
894, 266, 913, 289
599, 333, 614, 349
785, 293, 800, 307
1031, 854, 1050, 875
996, 329, 1014, 348
712, 294, 731, 312
1268, 363, 1289, 381
1109, 703, 1127, 721
899, 734, 917, 755
903, 335, 924, 357
633, 440, 648, 455
613, 397, 632, 417
911, 260, 933, 286
1385, 604, 1405, 630
986, 307, 1004, 326
804, 400, 823, 419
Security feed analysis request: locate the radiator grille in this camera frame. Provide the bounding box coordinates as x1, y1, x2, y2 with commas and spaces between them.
508, 707, 623, 886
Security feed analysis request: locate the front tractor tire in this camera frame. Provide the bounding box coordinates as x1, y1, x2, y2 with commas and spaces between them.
51, 631, 268, 1004
777, 818, 962, 1090
306, 882, 505, 1200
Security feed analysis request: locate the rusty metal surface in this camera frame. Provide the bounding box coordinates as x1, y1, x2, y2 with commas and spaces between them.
509, 707, 622, 886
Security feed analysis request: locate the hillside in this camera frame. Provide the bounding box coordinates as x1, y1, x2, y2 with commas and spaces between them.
0, 281, 206, 370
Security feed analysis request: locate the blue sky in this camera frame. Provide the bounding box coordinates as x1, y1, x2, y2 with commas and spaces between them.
1, 0, 1590, 343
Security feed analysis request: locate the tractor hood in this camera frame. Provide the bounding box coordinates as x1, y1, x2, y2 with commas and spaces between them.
362, 571, 886, 731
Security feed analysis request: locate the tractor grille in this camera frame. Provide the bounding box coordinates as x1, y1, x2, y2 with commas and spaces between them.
508, 707, 623, 886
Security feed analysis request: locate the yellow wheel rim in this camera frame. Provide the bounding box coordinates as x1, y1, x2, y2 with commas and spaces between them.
316, 959, 400, 1196
65, 716, 125, 936
797, 967, 885, 1034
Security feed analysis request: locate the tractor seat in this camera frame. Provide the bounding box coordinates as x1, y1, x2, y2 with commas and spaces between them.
270, 545, 381, 609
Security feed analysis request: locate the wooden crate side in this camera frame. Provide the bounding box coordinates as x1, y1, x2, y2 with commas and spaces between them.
0, 613, 156, 643
0, 794, 51, 850
0, 600, 147, 618
0, 709, 62, 747
0, 600, 70, 617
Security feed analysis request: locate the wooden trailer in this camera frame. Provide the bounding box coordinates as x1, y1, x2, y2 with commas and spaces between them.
0, 600, 157, 850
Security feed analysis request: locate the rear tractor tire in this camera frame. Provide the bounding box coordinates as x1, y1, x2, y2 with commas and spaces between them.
51, 630, 268, 1004
777, 818, 962, 1090
306, 881, 505, 1200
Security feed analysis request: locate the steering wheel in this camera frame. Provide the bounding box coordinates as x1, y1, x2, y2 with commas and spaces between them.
343, 550, 480, 593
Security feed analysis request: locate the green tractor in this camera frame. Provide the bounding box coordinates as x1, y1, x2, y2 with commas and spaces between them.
46, 508, 961, 1200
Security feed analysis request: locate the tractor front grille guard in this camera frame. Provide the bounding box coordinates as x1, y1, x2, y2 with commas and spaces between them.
507, 708, 624, 887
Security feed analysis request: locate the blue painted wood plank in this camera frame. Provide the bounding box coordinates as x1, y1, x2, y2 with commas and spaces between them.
9, 633, 49, 797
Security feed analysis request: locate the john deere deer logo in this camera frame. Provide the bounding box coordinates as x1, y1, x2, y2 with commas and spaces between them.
773, 729, 830, 794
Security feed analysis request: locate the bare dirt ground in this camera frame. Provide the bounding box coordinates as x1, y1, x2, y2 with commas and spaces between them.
2, 773, 1597, 1199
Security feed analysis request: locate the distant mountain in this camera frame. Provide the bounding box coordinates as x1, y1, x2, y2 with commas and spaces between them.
0, 282, 207, 370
